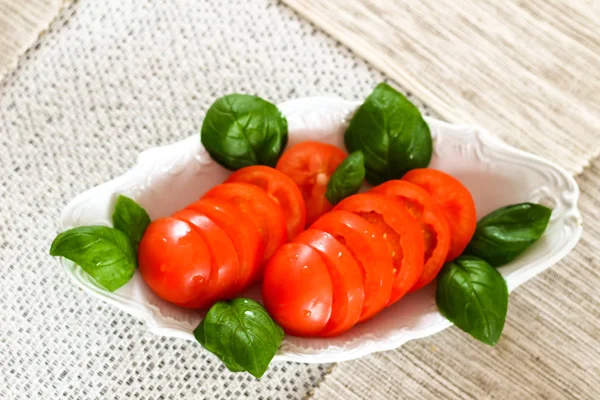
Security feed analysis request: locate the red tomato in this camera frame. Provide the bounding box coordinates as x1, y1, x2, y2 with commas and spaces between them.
186, 198, 263, 287
276, 141, 347, 225
226, 166, 307, 239
311, 210, 393, 322
292, 229, 364, 336
172, 209, 240, 305
334, 193, 425, 304
371, 180, 451, 291
138, 217, 213, 306
202, 182, 287, 263
262, 243, 333, 336
403, 169, 476, 261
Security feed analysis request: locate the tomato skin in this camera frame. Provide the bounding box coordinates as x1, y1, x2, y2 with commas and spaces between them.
226, 166, 307, 239
334, 193, 424, 304
311, 210, 393, 322
202, 182, 287, 263
371, 180, 451, 291
138, 217, 213, 307
186, 198, 263, 287
172, 209, 240, 305
262, 243, 333, 336
276, 141, 347, 225
403, 169, 476, 261
292, 229, 364, 336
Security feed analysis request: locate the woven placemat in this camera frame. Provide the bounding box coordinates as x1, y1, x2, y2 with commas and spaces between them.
0, 1, 428, 398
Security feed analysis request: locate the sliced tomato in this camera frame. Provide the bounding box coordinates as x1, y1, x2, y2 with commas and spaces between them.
202, 182, 287, 263
403, 169, 476, 261
276, 141, 347, 225
138, 217, 213, 307
186, 198, 263, 287
292, 229, 364, 336
226, 165, 306, 239
371, 180, 451, 291
172, 209, 240, 305
262, 243, 333, 336
334, 193, 424, 304
311, 210, 393, 321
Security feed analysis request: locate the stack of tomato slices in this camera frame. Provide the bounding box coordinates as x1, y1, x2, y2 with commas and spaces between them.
138, 166, 307, 309
138, 141, 476, 338
262, 167, 476, 337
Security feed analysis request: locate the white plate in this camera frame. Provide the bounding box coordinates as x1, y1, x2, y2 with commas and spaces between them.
58, 97, 582, 363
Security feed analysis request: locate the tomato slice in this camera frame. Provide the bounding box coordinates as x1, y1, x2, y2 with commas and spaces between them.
403, 169, 476, 261
371, 180, 451, 291
334, 193, 425, 304
292, 229, 364, 336
172, 209, 240, 305
202, 182, 287, 263
311, 210, 393, 321
262, 243, 333, 336
226, 165, 307, 239
186, 198, 263, 287
138, 217, 213, 306
276, 141, 347, 225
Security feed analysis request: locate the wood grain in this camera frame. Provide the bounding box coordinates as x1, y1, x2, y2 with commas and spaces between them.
282, 0, 600, 176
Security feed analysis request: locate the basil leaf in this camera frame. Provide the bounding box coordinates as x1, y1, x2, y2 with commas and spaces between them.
49, 226, 136, 291
466, 203, 552, 266
112, 195, 151, 246
194, 298, 284, 378
344, 82, 432, 185
325, 151, 366, 205
436, 255, 508, 345
201, 94, 288, 170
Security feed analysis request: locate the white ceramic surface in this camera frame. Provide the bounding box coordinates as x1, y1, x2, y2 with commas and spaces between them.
58, 97, 582, 363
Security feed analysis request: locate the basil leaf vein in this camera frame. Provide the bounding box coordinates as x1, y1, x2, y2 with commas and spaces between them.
466, 202, 552, 266
201, 94, 288, 170
112, 195, 151, 246
345, 83, 432, 185
325, 151, 366, 205
436, 255, 508, 345
49, 226, 137, 292
194, 298, 284, 378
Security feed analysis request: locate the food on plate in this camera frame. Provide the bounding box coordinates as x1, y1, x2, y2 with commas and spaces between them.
324, 150, 366, 206
345, 82, 432, 185
201, 94, 288, 171
276, 141, 347, 225
226, 165, 306, 239
334, 193, 424, 304
370, 180, 451, 291
311, 210, 394, 322
262, 242, 334, 336
202, 182, 287, 261
465, 203, 552, 266
403, 168, 477, 261
50, 84, 555, 378
291, 229, 364, 337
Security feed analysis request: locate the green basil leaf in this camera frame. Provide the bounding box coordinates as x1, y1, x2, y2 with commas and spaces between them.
325, 150, 366, 205
201, 94, 288, 170
49, 226, 136, 291
112, 195, 151, 246
466, 203, 552, 266
344, 82, 432, 185
194, 298, 284, 378
436, 255, 508, 345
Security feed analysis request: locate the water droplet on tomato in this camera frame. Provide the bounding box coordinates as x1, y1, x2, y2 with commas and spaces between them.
302, 265, 308, 269
337, 251, 342, 258
192, 275, 204, 284
303, 310, 312, 317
